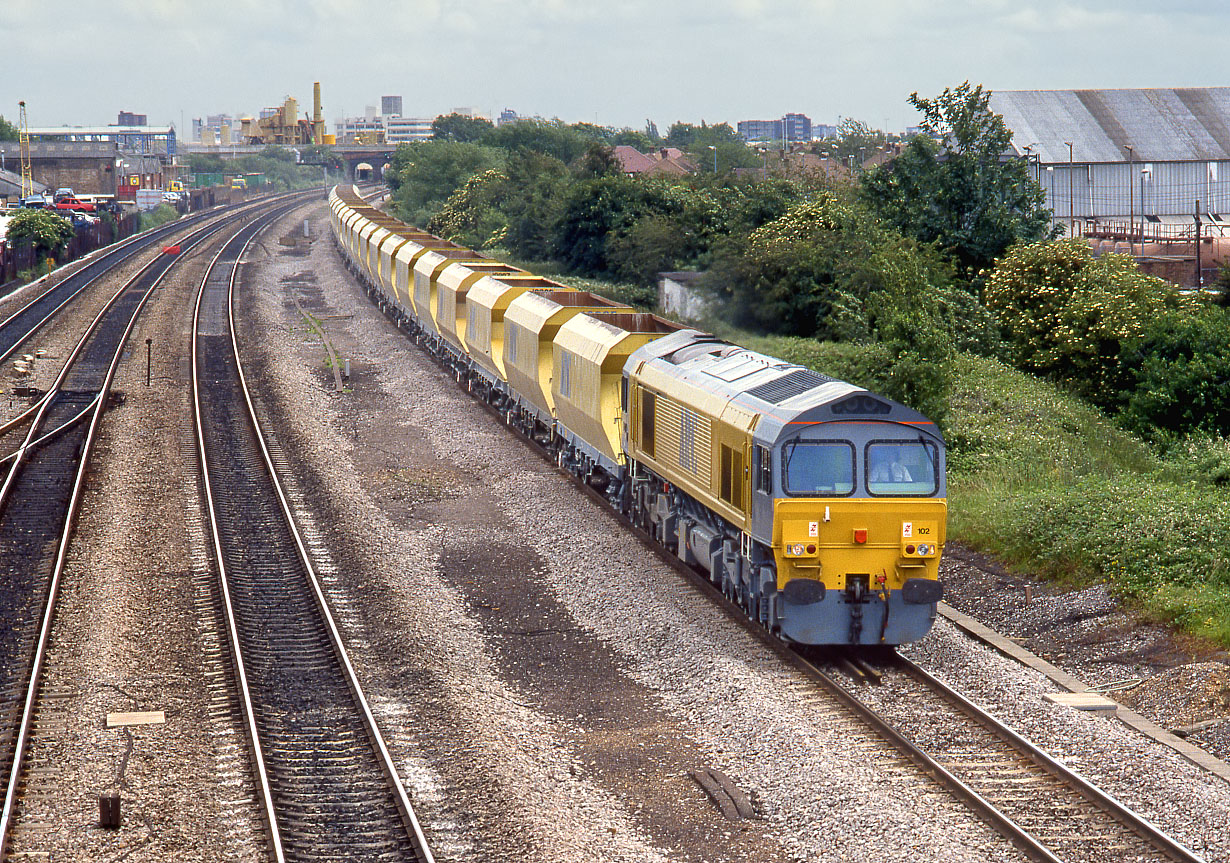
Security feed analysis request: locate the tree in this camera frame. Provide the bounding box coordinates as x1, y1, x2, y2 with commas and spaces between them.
0, 115, 16, 141
606, 214, 693, 284
5, 209, 75, 262
612, 129, 657, 151
386, 141, 504, 226
551, 175, 680, 275
499, 150, 570, 260
983, 238, 1179, 400
427, 169, 511, 249
861, 82, 1055, 275
572, 142, 622, 178
814, 118, 889, 164
484, 119, 595, 163
431, 113, 494, 143
185, 153, 226, 173
701, 194, 955, 343
664, 121, 742, 149
259, 145, 297, 162
299, 144, 344, 171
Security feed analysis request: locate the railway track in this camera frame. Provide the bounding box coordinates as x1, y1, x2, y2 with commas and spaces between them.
0, 194, 291, 367
336, 223, 1207, 862
0, 193, 309, 458
795, 649, 1207, 863
192, 199, 433, 862
0, 201, 266, 860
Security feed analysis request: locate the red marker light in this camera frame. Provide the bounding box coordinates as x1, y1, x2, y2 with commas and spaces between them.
854, 529, 867, 544
806, 544, 816, 554
906, 544, 916, 555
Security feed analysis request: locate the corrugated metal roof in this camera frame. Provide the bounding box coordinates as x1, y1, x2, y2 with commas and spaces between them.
989, 88, 1230, 164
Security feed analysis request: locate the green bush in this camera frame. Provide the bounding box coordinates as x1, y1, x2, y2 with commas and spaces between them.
958, 474, 1230, 642
944, 352, 1230, 645
1116, 306, 1230, 439
139, 204, 179, 231
1157, 433, 1230, 487
4, 208, 74, 262
484, 251, 657, 309
701, 194, 959, 344
983, 239, 1180, 402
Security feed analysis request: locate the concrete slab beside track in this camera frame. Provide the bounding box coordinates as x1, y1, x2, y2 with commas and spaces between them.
938, 603, 1230, 783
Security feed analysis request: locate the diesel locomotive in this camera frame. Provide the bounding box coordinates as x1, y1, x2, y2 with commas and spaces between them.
329, 185, 947, 646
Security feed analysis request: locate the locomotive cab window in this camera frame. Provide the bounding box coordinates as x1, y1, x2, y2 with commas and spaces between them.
865, 441, 938, 496
640, 389, 656, 459
782, 441, 854, 496
719, 444, 744, 510
754, 444, 772, 494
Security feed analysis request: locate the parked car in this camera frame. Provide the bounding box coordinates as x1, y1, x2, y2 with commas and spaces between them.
50, 195, 97, 213
162, 191, 181, 203
68, 210, 99, 227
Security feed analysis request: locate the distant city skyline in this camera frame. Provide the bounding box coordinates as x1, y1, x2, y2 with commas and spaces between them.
4, 0, 1226, 137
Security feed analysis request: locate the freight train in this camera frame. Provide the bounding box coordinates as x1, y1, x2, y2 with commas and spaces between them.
329, 185, 947, 646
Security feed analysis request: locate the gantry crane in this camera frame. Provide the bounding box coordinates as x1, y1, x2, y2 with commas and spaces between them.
18, 101, 33, 199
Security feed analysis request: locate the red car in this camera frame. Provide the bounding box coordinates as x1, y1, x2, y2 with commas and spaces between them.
51, 195, 96, 213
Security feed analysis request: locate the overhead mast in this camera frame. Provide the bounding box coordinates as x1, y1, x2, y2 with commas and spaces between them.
18, 101, 32, 199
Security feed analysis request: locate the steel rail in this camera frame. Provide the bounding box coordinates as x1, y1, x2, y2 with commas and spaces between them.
0, 201, 238, 862
0, 211, 232, 513
224, 203, 435, 862
193, 199, 433, 862
344, 244, 1201, 863
893, 655, 1206, 863
336, 238, 1067, 862
0, 201, 226, 365
192, 211, 289, 862
0, 397, 99, 467
0, 193, 313, 451
0, 190, 311, 366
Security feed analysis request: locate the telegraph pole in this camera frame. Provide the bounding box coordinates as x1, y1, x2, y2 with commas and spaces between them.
1195, 200, 1203, 288
1125, 144, 1135, 254
1065, 141, 1074, 237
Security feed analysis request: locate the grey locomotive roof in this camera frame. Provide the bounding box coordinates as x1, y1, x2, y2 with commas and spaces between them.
628, 330, 942, 442
989, 87, 1230, 164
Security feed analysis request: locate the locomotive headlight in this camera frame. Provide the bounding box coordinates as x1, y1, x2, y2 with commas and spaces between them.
917, 543, 930, 556
788, 543, 805, 556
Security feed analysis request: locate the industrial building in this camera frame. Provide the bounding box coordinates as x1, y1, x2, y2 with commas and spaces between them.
991, 87, 1230, 240
239, 83, 327, 146
20, 117, 175, 196
25, 123, 175, 157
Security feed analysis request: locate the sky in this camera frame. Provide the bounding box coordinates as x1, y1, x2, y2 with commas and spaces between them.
2, 0, 1228, 136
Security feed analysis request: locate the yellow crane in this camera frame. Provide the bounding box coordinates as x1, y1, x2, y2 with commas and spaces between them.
18, 100, 33, 199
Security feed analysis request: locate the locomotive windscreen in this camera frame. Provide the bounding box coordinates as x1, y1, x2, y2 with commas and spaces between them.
782, 441, 854, 495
